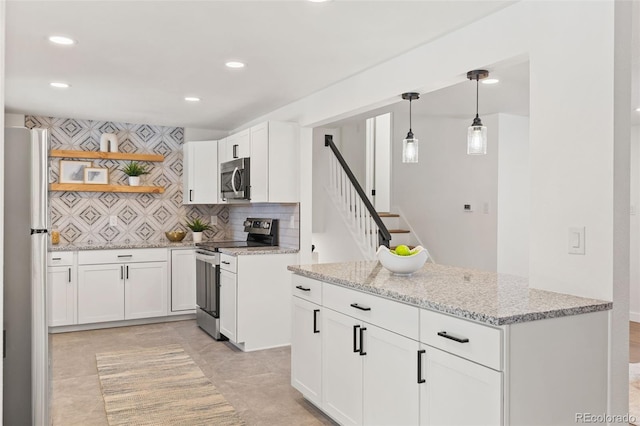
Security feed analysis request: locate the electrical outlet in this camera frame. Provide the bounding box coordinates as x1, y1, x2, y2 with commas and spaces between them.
109, 216, 118, 226
210, 216, 218, 226
289, 215, 295, 228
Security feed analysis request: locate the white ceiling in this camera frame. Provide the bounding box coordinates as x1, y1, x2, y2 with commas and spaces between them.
5, 0, 514, 131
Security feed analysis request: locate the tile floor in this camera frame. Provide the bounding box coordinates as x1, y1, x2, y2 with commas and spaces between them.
50, 319, 335, 425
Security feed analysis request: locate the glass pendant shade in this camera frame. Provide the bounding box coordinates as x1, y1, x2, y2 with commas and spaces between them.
467, 123, 487, 155
403, 132, 418, 163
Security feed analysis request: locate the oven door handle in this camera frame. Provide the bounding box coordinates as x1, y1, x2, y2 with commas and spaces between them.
231, 167, 240, 195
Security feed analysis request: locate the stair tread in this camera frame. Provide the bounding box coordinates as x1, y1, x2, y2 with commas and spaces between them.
388, 229, 410, 233
378, 212, 400, 217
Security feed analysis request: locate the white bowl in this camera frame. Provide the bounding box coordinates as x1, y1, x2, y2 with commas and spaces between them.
376, 245, 428, 276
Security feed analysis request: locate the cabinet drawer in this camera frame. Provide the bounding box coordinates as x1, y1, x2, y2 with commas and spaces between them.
78, 248, 167, 265
323, 283, 418, 340
49, 251, 74, 266
291, 274, 322, 304
420, 309, 502, 370
220, 254, 237, 273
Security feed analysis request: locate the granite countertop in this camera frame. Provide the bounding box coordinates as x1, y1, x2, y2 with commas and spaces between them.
219, 247, 299, 256
49, 241, 197, 251
287, 261, 612, 326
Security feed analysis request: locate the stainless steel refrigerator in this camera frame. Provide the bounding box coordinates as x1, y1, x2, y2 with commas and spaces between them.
4, 127, 49, 425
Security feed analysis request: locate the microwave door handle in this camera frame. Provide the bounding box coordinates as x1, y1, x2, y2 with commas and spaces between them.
231, 167, 240, 195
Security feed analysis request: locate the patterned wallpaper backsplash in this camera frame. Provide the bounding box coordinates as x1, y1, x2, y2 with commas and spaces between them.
228, 203, 299, 249
26, 116, 229, 245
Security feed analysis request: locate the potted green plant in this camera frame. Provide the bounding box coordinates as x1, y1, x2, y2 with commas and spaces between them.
121, 161, 149, 186
185, 218, 212, 243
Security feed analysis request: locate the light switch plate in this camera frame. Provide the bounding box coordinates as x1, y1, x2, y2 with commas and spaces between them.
109, 216, 118, 226
210, 216, 218, 226
568, 226, 585, 255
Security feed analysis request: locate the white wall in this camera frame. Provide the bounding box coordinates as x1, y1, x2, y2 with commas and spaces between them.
237, 1, 628, 416
1, 0, 6, 416
4, 113, 24, 128
392, 113, 499, 271
337, 122, 366, 185
631, 125, 640, 322
497, 114, 530, 277
184, 127, 227, 142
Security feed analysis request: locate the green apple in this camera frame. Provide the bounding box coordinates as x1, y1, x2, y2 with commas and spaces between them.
395, 245, 411, 256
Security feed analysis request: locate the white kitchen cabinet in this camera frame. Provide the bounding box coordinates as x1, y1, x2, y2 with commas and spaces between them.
77, 249, 168, 325
249, 121, 298, 203
124, 262, 167, 319
291, 296, 322, 407
219, 268, 237, 342
170, 249, 196, 312
223, 129, 250, 162
420, 346, 502, 426
48, 265, 76, 326
183, 140, 219, 204
78, 263, 124, 324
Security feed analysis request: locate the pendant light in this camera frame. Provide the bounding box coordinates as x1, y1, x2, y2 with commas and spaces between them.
401, 92, 420, 163
466, 70, 489, 155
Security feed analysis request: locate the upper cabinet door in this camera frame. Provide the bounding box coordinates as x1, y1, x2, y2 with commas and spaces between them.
183, 140, 219, 204
249, 122, 269, 202
225, 129, 250, 161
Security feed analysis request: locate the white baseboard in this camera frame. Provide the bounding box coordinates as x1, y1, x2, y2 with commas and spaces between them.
630, 311, 640, 323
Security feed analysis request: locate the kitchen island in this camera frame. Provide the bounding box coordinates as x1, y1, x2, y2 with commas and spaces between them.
288, 261, 611, 426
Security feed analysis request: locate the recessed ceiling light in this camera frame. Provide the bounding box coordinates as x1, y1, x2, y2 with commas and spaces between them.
50, 82, 70, 88
185, 97, 201, 102
225, 61, 245, 69
48, 36, 75, 45
482, 78, 500, 85
636, 107, 640, 112
308, 0, 331, 2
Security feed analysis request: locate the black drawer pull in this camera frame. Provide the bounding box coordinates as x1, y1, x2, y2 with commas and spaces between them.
417, 349, 426, 383
353, 325, 360, 353
221, 261, 231, 265
295, 285, 311, 292
350, 303, 371, 311
359, 327, 367, 356
117, 255, 133, 258
313, 309, 320, 333
437, 331, 469, 343
52, 257, 61, 260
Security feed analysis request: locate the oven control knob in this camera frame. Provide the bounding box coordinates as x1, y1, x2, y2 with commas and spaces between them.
262, 222, 270, 229
243, 220, 252, 227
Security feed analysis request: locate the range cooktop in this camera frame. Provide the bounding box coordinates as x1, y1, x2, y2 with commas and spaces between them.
195, 240, 268, 251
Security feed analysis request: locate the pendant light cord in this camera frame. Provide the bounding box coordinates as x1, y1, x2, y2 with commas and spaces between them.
409, 98, 413, 133
475, 76, 479, 119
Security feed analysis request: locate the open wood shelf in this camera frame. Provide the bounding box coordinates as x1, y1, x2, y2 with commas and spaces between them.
50, 150, 164, 162
50, 183, 165, 194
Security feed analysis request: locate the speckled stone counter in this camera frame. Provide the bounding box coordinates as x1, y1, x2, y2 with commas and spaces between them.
50, 241, 198, 251
219, 247, 299, 256
287, 261, 612, 326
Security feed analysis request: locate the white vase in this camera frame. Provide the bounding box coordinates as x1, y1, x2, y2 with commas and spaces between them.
128, 176, 140, 186
192, 232, 203, 243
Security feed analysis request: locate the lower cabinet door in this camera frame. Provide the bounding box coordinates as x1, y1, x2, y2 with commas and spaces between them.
124, 262, 168, 320
78, 264, 124, 324
170, 249, 196, 312
48, 266, 76, 326
322, 308, 363, 426
219, 269, 237, 342
420, 345, 502, 426
291, 296, 322, 406
363, 324, 420, 426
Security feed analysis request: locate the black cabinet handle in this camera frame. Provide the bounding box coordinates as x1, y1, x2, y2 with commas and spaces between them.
120, 265, 124, 280
126, 265, 129, 280
221, 261, 231, 265
189, 189, 193, 202
353, 325, 360, 353
350, 303, 371, 311
417, 349, 426, 383
295, 285, 311, 292
437, 331, 469, 343
52, 257, 61, 261
117, 255, 133, 258
359, 327, 367, 356
313, 309, 320, 333
68, 268, 71, 283
233, 144, 238, 158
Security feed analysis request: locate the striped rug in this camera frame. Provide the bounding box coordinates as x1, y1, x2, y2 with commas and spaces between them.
96, 344, 244, 425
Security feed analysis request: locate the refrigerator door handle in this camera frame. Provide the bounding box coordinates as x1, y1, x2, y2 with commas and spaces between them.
30, 129, 49, 230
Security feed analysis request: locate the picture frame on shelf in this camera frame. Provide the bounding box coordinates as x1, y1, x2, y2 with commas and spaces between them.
59, 160, 92, 184
83, 167, 109, 185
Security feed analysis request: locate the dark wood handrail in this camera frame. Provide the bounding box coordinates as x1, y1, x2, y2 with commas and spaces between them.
325, 135, 391, 248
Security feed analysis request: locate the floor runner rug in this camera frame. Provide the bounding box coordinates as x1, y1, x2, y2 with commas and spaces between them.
96, 344, 244, 425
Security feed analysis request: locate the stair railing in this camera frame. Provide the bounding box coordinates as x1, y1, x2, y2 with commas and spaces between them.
325, 135, 391, 254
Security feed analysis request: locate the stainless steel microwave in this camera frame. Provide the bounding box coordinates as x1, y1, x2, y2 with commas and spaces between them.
220, 157, 250, 201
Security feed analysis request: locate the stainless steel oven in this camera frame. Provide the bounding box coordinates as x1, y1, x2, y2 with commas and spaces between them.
195, 249, 223, 339
220, 157, 250, 201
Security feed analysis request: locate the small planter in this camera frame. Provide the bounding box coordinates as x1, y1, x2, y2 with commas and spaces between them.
128, 176, 141, 186
192, 232, 203, 243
